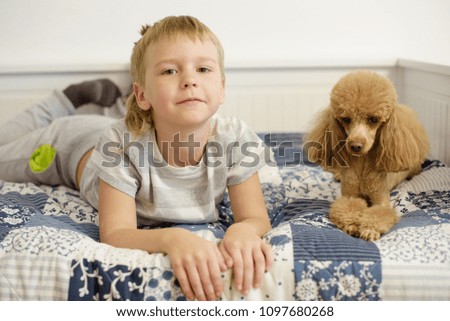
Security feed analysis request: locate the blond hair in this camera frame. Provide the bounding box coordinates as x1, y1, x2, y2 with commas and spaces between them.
125, 16, 225, 136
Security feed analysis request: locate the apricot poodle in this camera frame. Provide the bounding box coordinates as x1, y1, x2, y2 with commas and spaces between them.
306, 70, 429, 241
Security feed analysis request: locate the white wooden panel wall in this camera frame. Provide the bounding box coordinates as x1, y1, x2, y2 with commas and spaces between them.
397, 60, 450, 165
220, 66, 397, 132
1, 61, 448, 164
0, 66, 132, 123
0, 64, 396, 129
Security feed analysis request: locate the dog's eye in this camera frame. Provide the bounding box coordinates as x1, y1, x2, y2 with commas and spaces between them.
341, 117, 351, 124
368, 116, 379, 124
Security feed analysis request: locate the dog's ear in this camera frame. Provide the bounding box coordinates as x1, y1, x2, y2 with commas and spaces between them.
305, 108, 347, 169
374, 105, 429, 172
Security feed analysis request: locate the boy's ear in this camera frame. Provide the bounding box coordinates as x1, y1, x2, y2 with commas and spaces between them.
133, 82, 151, 111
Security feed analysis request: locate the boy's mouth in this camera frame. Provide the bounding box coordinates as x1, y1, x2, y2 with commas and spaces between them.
177, 97, 204, 105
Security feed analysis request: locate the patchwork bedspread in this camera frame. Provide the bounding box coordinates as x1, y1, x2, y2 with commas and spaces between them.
1, 133, 449, 300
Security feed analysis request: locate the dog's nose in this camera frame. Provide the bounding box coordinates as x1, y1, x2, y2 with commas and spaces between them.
350, 143, 363, 153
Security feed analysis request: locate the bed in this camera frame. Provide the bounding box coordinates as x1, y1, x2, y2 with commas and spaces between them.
1, 132, 449, 301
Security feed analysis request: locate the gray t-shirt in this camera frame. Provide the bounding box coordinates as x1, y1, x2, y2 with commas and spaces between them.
80, 114, 269, 226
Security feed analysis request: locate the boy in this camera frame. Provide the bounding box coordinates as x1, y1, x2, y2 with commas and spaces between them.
0, 16, 273, 301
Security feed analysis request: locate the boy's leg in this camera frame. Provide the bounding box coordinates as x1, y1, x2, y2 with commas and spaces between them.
0, 79, 123, 146
0, 115, 115, 189
0, 91, 75, 146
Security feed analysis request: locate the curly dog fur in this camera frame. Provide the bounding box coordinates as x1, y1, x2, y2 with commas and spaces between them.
306, 70, 429, 241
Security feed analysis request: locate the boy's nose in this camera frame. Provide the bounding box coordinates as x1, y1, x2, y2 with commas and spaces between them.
183, 79, 197, 88
182, 72, 198, 88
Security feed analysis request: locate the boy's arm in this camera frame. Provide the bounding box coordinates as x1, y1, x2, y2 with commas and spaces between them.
221, 172, 273, 295
98, 179, 227, 301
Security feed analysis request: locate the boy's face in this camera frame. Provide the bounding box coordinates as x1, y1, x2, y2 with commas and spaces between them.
134, 36, 225, 132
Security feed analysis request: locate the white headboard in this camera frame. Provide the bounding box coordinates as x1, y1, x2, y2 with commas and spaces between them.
0, 60, 448, 164
396, 60, 450, 166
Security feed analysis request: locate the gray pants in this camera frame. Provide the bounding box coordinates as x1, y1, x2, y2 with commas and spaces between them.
0, 91, 123, 189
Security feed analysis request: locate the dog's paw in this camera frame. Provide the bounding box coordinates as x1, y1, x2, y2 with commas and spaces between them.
357, 205, 398, 241
359, 229, 381, 241
330, 196, 368, 237
342, 224, 360, 237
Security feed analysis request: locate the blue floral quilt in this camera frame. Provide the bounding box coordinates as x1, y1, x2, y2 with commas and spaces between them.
1, 133, 449, 300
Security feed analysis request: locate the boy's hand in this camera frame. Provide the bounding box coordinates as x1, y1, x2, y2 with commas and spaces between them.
165, 228, 228, 301
219, 223, 273, 295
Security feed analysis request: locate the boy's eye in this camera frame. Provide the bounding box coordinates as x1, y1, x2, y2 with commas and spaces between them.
198, 67, 210, 73
162, 69, 177, 75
